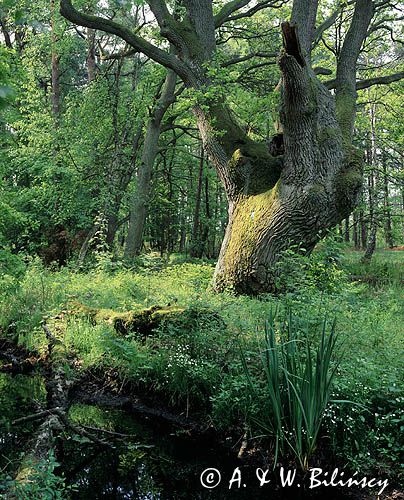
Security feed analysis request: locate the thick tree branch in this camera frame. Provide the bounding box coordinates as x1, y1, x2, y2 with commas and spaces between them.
326, 71, 404, 90
356, 71, 404, 89
148, 0, 173, 27
224, 0, 287, 24
147, 0, 189, 54
312, 1, 357, 49
314, 66, 333, 75
59, 0, 189, 80
335, 0, 375, 146
312, 7, 341, 48
214, 0, 251, 28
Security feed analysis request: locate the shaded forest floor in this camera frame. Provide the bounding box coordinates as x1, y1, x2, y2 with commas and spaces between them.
0, 247, 403, 498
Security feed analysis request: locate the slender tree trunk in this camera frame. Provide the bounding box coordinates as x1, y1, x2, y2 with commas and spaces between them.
179, 192, 187, 254
124, 70, 176, 259
106, 211, 119, 247
86, 28, 96, 83
0, 17, 13, 49
50, 0, 60, 119
202, 171, 211, 257
211, 176, 220, 258
401, 187, 404, 212
359, 209, 367, 249
382, 155, 394, 248
102, 61, 143, 249
353, 211, 359, 249
362, 104, 378, 263
362, 213, 376, 263
344, 217, 350, 242
77, 227, 97, 267
105, 58, 123, 248
167, 139, 177, 253
162, 149, 176, 255
190, 147, 204, 258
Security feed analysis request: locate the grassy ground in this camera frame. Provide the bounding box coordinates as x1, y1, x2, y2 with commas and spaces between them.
0, 246, 403, 483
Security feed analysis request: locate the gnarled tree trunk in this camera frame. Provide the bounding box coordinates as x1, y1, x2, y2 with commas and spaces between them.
212, 1, 373, 293
60, 0, 393, 294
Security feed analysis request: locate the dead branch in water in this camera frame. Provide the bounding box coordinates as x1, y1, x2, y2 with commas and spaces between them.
6, 323, 114, 497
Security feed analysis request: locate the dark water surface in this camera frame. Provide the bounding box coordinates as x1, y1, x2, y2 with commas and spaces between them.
0, 374, 361, 499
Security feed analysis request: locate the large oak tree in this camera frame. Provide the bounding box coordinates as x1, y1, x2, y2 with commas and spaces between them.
60, 0, 403, 294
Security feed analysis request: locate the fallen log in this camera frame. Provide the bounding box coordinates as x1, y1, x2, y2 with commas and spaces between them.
5, 322, 110, 497
68, 301, 186, 336
73, 386, 204, 432
66, 302, 226, 337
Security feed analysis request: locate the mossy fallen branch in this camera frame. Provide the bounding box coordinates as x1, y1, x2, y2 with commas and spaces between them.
67, 302, 187, 336
6, 323, 71, 498
6, 323, 111, 498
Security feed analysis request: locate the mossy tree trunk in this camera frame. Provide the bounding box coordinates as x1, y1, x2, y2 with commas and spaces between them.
60, 0, 402, 293
124, 69, 176, 259
213, 1, 373, 293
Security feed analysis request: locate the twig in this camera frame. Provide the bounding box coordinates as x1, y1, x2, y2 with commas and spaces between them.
12, 408, 63, 426
53, 409, 114, 449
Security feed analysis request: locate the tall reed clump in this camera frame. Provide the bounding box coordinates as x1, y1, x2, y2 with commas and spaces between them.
243, 310, 340, 470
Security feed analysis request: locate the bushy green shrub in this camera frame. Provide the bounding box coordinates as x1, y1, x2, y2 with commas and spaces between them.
0, 248, 26, 301
324, 382, 403, 481
274, 241, 348, 295
211, 371, 262, 430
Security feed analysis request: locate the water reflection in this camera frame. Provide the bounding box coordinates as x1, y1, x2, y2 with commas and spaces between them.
1, 376, 348, 499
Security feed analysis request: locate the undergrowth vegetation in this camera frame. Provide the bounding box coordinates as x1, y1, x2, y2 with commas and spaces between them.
0, 243, 403, 481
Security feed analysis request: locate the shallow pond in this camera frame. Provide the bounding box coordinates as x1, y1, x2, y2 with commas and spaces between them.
0, 373, 358, 499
